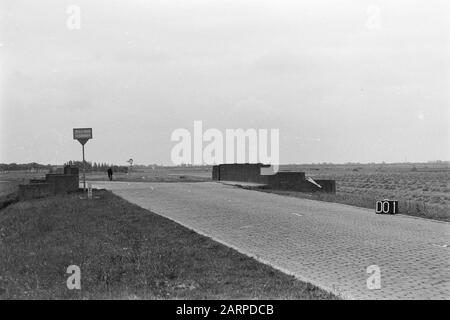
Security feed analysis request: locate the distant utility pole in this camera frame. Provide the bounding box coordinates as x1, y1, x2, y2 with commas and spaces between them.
73, 128, 93, 191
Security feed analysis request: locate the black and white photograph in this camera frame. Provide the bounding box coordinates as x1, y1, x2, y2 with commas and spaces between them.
0, 0, 449, 308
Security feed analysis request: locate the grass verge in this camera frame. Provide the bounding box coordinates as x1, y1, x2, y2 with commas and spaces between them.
0, 190, 337, 300
254, 188, 449, 222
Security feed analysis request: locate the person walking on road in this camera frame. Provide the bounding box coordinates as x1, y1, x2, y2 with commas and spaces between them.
107, 167, 113, 181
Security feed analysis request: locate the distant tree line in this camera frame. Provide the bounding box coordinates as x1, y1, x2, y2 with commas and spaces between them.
0, 162, 52, 172
65, 161, 129, 173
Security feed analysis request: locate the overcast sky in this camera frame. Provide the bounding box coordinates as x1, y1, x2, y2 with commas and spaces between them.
1, 0, 449, 165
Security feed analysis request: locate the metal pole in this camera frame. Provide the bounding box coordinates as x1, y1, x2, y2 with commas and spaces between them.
82, 143, 86, 191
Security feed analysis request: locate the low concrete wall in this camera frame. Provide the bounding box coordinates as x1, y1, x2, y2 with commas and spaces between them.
212, 163, 336, 193
18, 183, 52, 201
214, 163, 270, 184
275, 179, 335, 193
314, 180, 336, 193
267, 173, 335, 193
15, 166, 80, 201
64, 165, 79, 175
45, 174, 79, 194
267, 172, 306, 189
212, 166, 219, 180
29, 179, 46, 184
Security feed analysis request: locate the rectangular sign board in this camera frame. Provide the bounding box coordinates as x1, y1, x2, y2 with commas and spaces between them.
375, 199, 398, 214
73, 128, 93, 140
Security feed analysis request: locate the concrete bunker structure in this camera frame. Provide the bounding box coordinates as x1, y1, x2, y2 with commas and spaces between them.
212, 163, 336, 193
18, 165, 80, 200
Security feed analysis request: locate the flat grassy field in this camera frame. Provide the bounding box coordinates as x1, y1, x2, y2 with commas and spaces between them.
277, 163, 449, 221
0, 189, 336, 300
287, 163, 449, 205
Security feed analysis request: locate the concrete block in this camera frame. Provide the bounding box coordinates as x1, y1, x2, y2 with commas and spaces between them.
18, 183, 52, 201
267, 172, 306, 189
45, 174, 79, 194
211, 163, 336, 193
315, 180, 336, 193
212, 165, 219, 180
64, 165, 79, 175
216, 163, 270, 184
29, 179, 46, 184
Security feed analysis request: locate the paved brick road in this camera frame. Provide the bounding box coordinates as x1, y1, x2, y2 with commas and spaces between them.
93, 181, 450, 299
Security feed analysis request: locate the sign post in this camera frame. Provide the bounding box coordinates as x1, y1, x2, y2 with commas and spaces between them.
73, 128, 93, 192
127, 158, 133, 174
87, 183, 93, 199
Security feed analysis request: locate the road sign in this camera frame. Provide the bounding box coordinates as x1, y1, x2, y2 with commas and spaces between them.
73, 128, 92, 145
73, 128, 93, 191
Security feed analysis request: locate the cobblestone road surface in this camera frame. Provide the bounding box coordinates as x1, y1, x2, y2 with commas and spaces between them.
93, 181, 450, 299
